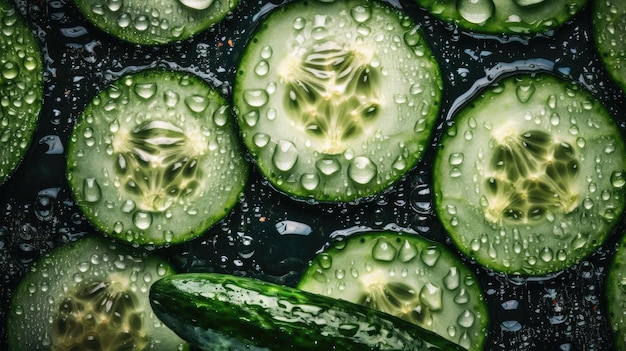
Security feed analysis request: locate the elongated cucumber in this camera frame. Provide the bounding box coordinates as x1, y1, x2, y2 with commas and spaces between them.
149, 273, 466, 351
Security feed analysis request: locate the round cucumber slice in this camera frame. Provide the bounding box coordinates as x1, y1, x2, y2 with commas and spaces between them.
297, 231, 489, 351
434, 73, 626, 275
607, 233, 626, 350
0, 0, 43, 185
67, 69, 248, 246
593, 0, 626, 93
72, 0, 239, 45
234, 0, 443, 202
413, 0, 588, 34
8, 236, 188, 350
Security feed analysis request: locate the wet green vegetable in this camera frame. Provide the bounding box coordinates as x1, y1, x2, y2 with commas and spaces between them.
434, 73, 626, 275
607, 233, 626, 351
413, 0, 588, 34
593, 0, 626, 94
298, 231, 489, 350
8, 236, 188, 351
67, 69, 248, 246
72, 0, 240, 45
234, 0, 443, 202
0, 0, 43, 185
150, 272, 466, 350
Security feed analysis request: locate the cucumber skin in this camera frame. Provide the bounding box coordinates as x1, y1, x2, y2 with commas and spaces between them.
149, 273, 466, 351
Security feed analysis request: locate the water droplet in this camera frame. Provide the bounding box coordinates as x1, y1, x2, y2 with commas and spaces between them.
293, 17, 306, 30
348, 156, 377, 185
243, 89, 269, 107
448, 152, 464, 166
513, 0, 544, 6
253, 133, 270, 148
420, 246, 441, 267
272, 140, 298, 171
121, 199, 136, 213
316, 158, 341, 176
2, 61, 19, 80
611, 170, 626, 188
254, 60, 269, 76
164, 90, 180, 107
516, 82, 536, 103
457, 0, 495, 24
178, 0, 214, 10
350, 4, 372, 23
301, 173, 320, 190
457, 309, 476, 328
397, 239, 418, 262
419, 283, 443, 311
113, 221, 124, 233
185, 95, 210, 113
212, 105, 229, 127
444, 267, 460, 290
134, 15, 150, 31
260, 46, 273, 59
243, 110, 260, 127
318, 253, 332, 269
106, 0, 123, 11
133, 211, 152, 230
83, 178, 102, 202
134, 82, 157, 99
372, 238, 397, 261
338, 323, 360, 337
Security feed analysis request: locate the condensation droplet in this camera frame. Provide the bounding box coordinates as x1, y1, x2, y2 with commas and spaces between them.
272, 140, 298, 171
348, 156, 377, 185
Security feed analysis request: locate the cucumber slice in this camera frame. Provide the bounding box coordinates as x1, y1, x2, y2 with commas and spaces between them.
67, 69, 248, 246
150, 272, 466, 351
413, 0, 588, 34
72, 0, 239, 45
234, 0, 443, 202
593, 0, 626, 93
434, 73, 626, 275
607, 233, 626, 350
0, 0, 43, 185
8, 236, 188, 350
297, 231, 489, 351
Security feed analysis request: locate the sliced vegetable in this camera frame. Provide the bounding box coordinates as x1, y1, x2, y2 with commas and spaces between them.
72, 0, 239, 45
234, 0, 443, 202
8, 236, 188, 350
298, 231, 489, 350
150, 272, 466, 350
607, 233, 626, 351
67, 69, 248, 246
413, 0, 588, 34
593, 0, 626, 93
434, 73, 626, 275
0, 0, 43, 185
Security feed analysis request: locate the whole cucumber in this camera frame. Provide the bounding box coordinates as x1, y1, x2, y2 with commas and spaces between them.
150, 273, 467, 350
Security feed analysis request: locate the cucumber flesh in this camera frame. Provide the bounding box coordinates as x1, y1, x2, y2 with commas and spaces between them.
67, 69, 248, 246
234, 0, 443, 202
72, 0, 239, 45
593, 0, 626, 93
8, 236, 188, 351
607, 233, 626, 350
0, 0, 43, 185
413, 0, 588, 34
149, 273, 466, 351
434, 73, 626, 275
297, 231, 489, 351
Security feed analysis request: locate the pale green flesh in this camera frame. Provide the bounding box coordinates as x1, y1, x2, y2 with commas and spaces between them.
297, 231, 489, 351
8, 236, 188, 351
414, 0, 588, 34
67, 70, 248, 246
234, 0, 442, 202
73, 0, 239, 44
434, 73, 626, 275
593, 0, 626, 93
607, 233, 626, 351
0, 0, 43, 185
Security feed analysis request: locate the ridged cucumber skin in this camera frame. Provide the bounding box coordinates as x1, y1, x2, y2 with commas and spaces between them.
150, 273, 466, 351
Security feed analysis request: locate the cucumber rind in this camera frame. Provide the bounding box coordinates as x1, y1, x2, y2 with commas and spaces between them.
234, 0, 443, 202
8, 235, 188, 351
434, 73, 626, 275
72, 0, 240, 45
607, 233, 626, 351
414, 0, 589, 34
0, 0, 43, 185
297, 231, 489, 351
149, 272, 466, 351
67, 69, 248, 246
592, 0, 626, 94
